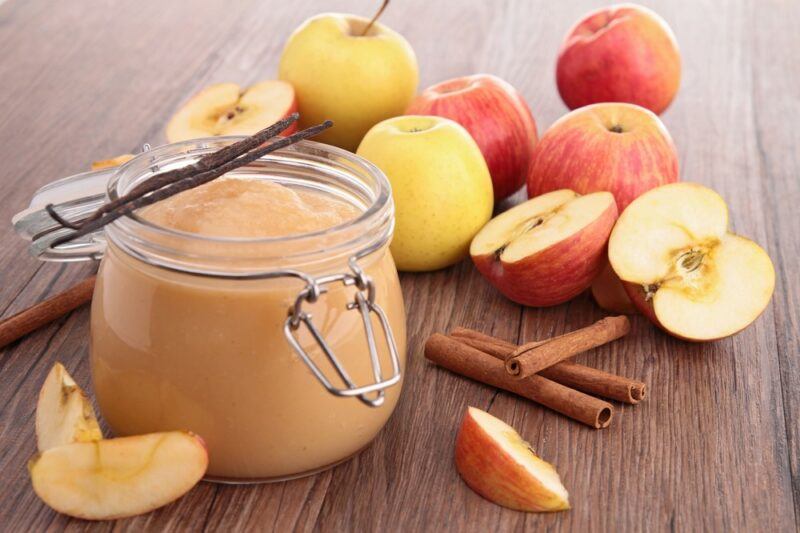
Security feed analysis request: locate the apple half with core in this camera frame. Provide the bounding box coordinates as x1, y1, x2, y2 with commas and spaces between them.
455, 407, 570, 512
471, 190, 617, 307
166, 80, 297, 142
29, 431, 208, 520
556, 4, 681, 115
527, 102, 678, 212
608, 183, 775, 340
406, 74, 538, 201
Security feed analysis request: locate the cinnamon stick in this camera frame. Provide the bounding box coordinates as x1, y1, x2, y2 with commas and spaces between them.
425, 334, 613, 429
504, 316, 630, 378
451, 327, 645, 404
0, 276, 96, 349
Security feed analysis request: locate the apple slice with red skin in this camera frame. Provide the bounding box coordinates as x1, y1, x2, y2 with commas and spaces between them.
609, 183, 775, 341
591, 261, 637, 314
471, 190, 618, 307
406, 74, 538, 201
29, 431, 208, 520
455, 407, 570, 512
166, 80, 298, 142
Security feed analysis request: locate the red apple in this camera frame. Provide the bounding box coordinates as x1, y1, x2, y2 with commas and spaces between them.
527, 102, 678, 212
556, 4, 681, 115
406, 74, 538, 201
470, 190, 618, 307
455, 406, 570, 512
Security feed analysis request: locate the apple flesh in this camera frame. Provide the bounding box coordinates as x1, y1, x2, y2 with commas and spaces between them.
556, 4, 681, 115
406, 74, 538, 201
165, 80, 297, 142
591, 261, 637, 315
29, 431, 208, 520
527, 103, 678, 212
36, 363, 102, 452
471, 190, 617, 306
455, 407, 569, 512
609, 183, 775, 340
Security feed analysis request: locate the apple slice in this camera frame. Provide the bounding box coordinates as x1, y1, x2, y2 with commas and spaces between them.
29, 431, 208, 520
455, 407, 569, 512
165, 80, 298, 142
608, 182, 775, 340
36, 363, 102, 452
471, 190, 618, 306
90, 154, 134, 170
591, 261, 637, 314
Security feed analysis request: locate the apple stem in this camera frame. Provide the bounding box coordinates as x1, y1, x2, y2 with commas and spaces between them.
361, 0, 390, 36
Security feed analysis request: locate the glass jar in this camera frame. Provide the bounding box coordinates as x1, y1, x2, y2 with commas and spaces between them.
13, 138, 406, 482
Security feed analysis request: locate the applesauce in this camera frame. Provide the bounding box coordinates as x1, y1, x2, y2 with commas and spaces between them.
89, 139, 406, 481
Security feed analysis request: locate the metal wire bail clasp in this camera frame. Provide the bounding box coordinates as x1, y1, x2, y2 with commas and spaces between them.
283, 258, 402, 407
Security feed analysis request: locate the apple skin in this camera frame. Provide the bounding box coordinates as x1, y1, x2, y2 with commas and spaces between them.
406, 74, 538, 201
472, 200, 618, 307
455, 408, 570, 512
556, 4, 681, 115
527, 103, 678, 212
279, 13, 419, 151
591, 261, 637, 314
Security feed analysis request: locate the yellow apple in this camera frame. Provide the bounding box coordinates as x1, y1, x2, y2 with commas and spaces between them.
278, 13, 418, 151
357, 115, 493, 271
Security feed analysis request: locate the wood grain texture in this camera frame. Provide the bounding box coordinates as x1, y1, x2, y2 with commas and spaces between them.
0, 0, 798, 531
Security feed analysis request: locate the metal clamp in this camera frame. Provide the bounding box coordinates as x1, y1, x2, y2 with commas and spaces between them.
283, 258, 402, 407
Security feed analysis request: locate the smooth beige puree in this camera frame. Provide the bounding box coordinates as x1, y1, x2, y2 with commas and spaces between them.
90, 178, 406, 480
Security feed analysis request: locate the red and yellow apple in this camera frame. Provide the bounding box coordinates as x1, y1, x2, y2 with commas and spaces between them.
556, 4, 681, 115
29, 431, 208, 520
455, 407, 570, 512
279, 13, 418, 151
591, 261, 637, 314
527, 103, 678, 212
406, 74, 538, 201
166, 80, 298, 142
471, 189, 617, 307
608, 183, 775, 341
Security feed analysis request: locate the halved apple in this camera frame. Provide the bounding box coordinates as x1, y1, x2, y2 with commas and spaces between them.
90, 154, 134, 170
29, 431, 208, 520
36, 363, 102, 452
591, 261, 637, 314
608, 182, 775, 340
471, 190, 618, 306
165, 80, 298, 142
455, 407, 570, 512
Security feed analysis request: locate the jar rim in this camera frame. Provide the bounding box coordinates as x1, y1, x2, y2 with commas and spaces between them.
104, 137, 394, 275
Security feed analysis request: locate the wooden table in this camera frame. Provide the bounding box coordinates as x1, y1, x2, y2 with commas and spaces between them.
1, 0, 797, 530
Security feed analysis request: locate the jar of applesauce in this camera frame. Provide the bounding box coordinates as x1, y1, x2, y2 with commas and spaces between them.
12, 138, 406, 482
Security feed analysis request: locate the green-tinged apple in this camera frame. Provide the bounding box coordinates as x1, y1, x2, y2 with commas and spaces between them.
166, 80, 298, 142
527, 103, 678, 211
471, 190, 617, 307
279, 12, 418, 151
455, 407, 570, 512
556, 4, 681, 114
591, 261, 637, 314
608, 183, 775, 341
29, 431, 208, 520
357, 115, 493, 272
36, 363, 102, 452
406, 74, 538, 201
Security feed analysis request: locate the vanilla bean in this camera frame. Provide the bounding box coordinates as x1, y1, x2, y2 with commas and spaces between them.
50, 120, 333, 247
48, 112, 300, 229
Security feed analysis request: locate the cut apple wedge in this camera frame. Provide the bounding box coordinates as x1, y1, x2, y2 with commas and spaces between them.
36, 363, 102, 452
591, 261, 637, 314
166, 80, 298, 142
455, 407, 570, 512
90, 154, 134, 170
29, 431, 208, 520
471, 189, 618, 306
609, 182, 775, 340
